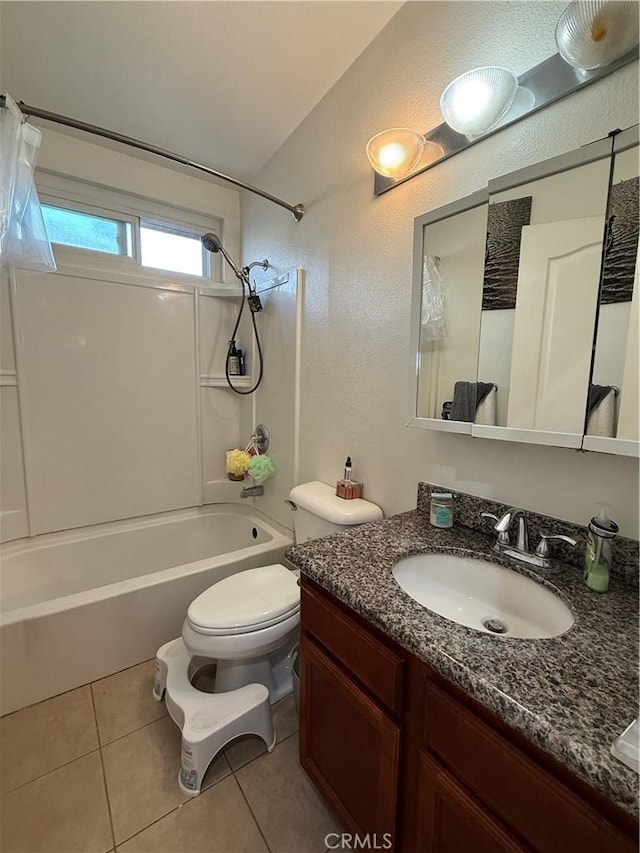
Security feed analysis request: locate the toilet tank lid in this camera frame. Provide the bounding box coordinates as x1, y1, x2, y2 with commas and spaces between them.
288, 481, 383, 525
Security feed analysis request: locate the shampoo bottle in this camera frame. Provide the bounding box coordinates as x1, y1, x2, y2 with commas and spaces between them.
584, 504, 619, 593
228, 341, 240, 375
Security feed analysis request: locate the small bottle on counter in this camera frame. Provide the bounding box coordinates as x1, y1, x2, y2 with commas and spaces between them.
336, 456, 364, 500
584, 504, 619, 593
430, 492, 454, 528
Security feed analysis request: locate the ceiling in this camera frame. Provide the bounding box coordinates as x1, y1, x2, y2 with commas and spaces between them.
0, 1, 403, 180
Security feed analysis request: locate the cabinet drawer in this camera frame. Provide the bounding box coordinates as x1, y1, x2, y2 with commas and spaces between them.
301, 584, 404, 715
424, 680, 635, 853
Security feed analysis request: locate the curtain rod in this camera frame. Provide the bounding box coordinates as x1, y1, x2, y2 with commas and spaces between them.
2, 96, 305, 221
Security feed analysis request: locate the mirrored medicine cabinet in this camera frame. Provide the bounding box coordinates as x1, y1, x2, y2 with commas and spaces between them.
409, 125, 639, 458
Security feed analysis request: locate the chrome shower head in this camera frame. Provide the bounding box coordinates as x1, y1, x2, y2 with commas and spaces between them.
201, 232, 223, 254
201, 232, 246, 283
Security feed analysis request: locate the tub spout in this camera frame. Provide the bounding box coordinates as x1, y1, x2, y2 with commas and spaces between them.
241, 485, 264, 499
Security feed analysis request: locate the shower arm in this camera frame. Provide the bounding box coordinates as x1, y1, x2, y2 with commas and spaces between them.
2, 97, 305, 222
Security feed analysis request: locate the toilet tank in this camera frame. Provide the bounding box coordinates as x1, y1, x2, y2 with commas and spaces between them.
288, 481, 383, 544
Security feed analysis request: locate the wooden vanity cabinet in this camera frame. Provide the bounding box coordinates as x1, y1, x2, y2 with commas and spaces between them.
299, 581, 403, 839
299, 576, 638, 853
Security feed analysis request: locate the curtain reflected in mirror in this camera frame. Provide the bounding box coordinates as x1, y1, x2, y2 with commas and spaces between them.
416, 199, 487, 423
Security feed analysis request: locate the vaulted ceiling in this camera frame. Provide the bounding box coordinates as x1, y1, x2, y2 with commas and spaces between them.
1, 1, 403, 179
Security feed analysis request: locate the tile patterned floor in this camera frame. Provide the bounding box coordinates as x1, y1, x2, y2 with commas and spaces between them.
0, 660, 338, 852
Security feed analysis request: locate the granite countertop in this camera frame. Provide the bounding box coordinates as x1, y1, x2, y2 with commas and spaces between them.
287, 510, 639, 817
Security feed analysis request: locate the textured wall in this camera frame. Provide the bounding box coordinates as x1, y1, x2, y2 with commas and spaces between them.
242, 1, 639, 537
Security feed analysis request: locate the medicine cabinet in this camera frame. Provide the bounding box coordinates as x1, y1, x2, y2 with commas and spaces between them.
409, 125, 639, 458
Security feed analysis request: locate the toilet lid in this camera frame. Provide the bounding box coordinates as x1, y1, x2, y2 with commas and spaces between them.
187, 564, 300, 632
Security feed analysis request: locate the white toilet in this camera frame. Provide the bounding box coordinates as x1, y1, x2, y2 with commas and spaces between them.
182, 480, 383, 701
153, 480, 382, 795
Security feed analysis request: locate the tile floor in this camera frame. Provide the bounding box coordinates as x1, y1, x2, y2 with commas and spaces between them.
0, 660, 339, 852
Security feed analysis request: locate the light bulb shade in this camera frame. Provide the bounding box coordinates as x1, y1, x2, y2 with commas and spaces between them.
366, 128, 425, 178
440, 66, 518, 136
555, 0, 639, 70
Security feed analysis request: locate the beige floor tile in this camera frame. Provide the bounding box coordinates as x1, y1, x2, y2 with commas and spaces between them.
0, 751, 112, 853
116, 775, 267, 853
236, 734, 339, 853
0, 685, 98, 792
225, 693, 299, 771
103, 716, 231, 844
92, 660, 166, 745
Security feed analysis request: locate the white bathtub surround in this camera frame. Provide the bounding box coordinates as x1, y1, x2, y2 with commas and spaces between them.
0, 504, 292, 715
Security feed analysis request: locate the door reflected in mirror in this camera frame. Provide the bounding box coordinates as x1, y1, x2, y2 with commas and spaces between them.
590, 142, 639, 443
477, 155, 611, 437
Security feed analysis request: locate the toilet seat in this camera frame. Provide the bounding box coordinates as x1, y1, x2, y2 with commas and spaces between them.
186, 564, 300, 636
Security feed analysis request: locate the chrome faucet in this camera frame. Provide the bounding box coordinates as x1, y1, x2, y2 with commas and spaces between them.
481, 508, 576, 569
496, 507, 530, 552
241, 484, 264, 499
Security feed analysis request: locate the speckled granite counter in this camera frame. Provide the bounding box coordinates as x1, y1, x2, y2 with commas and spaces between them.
287, 509, 639, 817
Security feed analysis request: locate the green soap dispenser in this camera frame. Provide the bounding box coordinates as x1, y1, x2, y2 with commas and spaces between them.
584, 504, 619, 593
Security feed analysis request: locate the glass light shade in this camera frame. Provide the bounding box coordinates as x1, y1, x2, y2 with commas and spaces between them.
440, 66, 518, 136
366, 128, 425, 178
555, 0, 639, 70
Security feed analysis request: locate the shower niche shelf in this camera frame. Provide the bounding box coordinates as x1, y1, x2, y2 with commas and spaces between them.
200, 374, 253, 388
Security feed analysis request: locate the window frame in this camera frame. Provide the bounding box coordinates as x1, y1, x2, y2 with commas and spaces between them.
36, 171, 226, 287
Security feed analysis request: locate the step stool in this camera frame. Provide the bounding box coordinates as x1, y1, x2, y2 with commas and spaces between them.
153, 638, 275, 796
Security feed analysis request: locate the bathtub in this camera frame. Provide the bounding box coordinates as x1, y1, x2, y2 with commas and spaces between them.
0, 504, 293, 715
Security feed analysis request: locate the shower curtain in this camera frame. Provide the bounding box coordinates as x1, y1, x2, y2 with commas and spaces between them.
0, 93, 55, 272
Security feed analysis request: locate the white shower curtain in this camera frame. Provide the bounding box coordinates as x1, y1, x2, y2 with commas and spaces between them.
0, 93, 56, 272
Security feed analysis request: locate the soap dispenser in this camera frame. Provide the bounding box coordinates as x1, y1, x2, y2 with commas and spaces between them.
584, 504, 619, 593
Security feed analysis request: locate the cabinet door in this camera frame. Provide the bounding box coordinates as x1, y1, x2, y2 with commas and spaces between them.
418, 753, 526, 853
300, 634, 400, 841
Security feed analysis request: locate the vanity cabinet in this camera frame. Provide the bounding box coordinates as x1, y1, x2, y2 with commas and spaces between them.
299, 582, 403, 839
299, 576, 638, 852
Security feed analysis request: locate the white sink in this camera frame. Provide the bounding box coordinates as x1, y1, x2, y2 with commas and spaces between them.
392, 553, 574, 639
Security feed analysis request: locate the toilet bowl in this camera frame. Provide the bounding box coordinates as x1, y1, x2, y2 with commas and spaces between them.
178, 481, 383, 702
155, 481, 383, 795
182, 563, 300, 702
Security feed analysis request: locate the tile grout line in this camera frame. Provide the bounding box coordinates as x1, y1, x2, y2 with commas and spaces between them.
113, 759, 233, 848
1, 745, 102, 795
229, 729, 301, 853
90, 685, 118, 853
233, 768, 273, 853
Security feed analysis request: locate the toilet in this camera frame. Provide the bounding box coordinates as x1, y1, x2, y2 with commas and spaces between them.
153, 480, 382, 795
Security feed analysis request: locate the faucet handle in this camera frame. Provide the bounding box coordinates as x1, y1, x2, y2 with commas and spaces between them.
535, 533, 577, 559
481, 512, 499, 523
481, 512, 509, 545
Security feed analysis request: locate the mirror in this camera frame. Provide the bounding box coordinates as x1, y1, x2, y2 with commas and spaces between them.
410, 127, 639, 456
411, 190, 488, 432
473, 138, 613, 448
584, 127, 639, 456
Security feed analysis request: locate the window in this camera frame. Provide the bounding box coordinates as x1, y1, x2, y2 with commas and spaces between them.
140, 221, 209, 277
42, 205, 133, 257
38, 182, 222, 282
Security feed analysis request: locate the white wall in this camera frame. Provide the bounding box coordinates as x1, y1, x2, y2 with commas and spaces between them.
0, 130, 252, 539
242, 1, 640, 537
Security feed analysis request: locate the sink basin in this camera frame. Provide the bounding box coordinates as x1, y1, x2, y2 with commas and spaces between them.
392, 553, 574, 638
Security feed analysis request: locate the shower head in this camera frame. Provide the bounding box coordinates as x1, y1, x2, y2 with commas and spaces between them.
201, 232, 246, 283
201, 232, 223, 254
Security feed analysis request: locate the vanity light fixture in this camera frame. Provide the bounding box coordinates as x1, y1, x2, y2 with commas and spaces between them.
439, 66, 518, 136
369, 0, 638, 196
365, 128, 426, 179
555, 0, 640, 70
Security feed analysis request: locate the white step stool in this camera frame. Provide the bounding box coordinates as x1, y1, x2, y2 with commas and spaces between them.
153, 638, 275, 796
